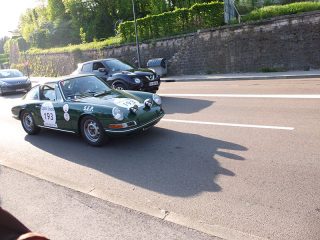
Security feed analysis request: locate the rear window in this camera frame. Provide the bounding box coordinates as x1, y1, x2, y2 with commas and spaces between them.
81, 63, 92, 73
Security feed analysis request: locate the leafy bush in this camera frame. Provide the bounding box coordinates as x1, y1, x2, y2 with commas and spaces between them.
242, 1, 320, 22
26, 36, 122, 55
119, 1, 224, 43
0, 53, 9, 64
10, 63, 26, 73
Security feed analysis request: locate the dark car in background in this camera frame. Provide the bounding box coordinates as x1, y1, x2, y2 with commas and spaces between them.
72, 58, 160, 93
0, 69, 31, 95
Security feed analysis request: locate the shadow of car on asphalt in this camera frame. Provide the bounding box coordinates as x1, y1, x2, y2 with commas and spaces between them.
25, 127, 247, 197
161, 97, 213, 114
0, 93, 24, 99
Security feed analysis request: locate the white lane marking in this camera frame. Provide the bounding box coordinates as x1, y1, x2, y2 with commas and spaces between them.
160, 94, 320, 99
162, 119, 294, 131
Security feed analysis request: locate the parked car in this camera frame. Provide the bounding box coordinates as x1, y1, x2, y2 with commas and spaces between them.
72, 58, 160, 93
0, 69, 31, 95
11, 74, 164, 146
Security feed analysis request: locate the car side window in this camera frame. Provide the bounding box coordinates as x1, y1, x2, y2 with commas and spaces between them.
92, 62, 105, 71
82, 63, 92, 73
40, 84, 56, 101
24, 87, 39, 100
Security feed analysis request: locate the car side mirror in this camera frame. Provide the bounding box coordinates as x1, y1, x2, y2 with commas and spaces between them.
98, 68, 107, 73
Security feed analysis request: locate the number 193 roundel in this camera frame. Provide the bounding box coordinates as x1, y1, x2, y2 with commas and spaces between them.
11, 74, 164, 146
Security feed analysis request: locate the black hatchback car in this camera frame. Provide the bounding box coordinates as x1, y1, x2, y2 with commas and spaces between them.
72, 58, 160, 93
0, 69, 31, 95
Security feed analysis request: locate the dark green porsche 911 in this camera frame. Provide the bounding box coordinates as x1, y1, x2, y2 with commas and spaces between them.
11, 75, 164, 146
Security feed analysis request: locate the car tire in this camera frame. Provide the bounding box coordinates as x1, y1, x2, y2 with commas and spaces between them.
112, 82, 128, 91
21, 110, 41, 135
80, 116, 106, 146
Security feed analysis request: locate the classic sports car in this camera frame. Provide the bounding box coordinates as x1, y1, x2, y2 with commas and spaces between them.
0, 69, 31, 95
11, 75, 164, 146
72, 58, 160, 93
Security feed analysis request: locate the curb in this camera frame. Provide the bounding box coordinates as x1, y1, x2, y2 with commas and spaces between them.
161, 74, 320, 82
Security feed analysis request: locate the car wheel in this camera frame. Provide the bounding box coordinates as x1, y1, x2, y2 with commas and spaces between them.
21, 111, 41, 135
112, 82, 127, 91
81, 116, 105, 146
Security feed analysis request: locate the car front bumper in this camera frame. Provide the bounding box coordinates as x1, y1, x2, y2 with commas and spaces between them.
104, 111, 164, 135
0, 83, 31, 94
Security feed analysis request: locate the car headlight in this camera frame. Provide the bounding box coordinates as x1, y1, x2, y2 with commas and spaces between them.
112, 107, 124, 121
144, 99, 152, 108
152, 94, 161, 105
134, 78, 141, 84
26, 78, 31, 84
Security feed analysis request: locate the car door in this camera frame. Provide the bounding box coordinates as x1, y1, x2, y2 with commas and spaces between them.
35, 83, 66, 130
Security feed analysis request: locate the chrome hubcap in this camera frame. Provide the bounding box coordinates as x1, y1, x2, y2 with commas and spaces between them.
84, 119, 101, 142
23, 113, 33, 132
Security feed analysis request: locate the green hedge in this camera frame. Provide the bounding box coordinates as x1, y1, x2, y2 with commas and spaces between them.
0, 53, 9, 64
242, 2, 320, 22
119, 1, 224, 43
26, 36, 122, 55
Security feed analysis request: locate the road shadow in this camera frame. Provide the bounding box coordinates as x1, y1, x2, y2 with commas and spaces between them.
25, 127, 247, 197
0, 93, 24, 99
161, 97, 213, 114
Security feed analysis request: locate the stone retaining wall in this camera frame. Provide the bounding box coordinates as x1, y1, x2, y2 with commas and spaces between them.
21, 11, 320, 76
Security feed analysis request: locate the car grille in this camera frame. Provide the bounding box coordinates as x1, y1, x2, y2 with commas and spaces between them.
3, 83, 30, 91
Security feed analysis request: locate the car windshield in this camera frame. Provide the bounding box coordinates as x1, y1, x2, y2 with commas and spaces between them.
59, 75, 112, 100
0, 69, 23, 78
104, 59, 133, 72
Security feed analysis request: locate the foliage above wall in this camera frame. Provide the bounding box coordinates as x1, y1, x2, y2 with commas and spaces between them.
26, 36, 122, 54
119, 1, 224, 42
18, 0, 214, 50
241, 1, 320, 22
0, 54, 9, 66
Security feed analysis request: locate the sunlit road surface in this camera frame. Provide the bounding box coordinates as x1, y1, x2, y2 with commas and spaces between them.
1, 78, 320, 240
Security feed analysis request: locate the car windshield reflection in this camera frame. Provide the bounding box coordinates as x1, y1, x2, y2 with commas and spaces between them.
0, 69, 24, 79
104, 59, 134, 72
59, 75, 112, 100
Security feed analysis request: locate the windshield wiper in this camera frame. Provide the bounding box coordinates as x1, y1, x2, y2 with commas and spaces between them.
66, 91, 96, 99
94, 90, 111, 97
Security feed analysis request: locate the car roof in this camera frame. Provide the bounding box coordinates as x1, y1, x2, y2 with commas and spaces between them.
79, 58, 118, 65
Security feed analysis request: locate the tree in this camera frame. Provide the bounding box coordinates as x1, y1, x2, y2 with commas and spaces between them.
48, 0, 66, 21
18, 0, 217, 49
0, 37, 9, 54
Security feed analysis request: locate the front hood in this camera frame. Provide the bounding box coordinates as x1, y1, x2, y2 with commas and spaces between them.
0, 76, 28, 84
112, 68, 155, 77
73, 90, 146, 109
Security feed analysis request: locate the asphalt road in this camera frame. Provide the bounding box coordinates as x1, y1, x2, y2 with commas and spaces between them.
1, 78, 320, 240
0, 166, 219, 240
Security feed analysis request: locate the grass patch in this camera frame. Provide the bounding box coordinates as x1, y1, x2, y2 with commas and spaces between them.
241, 2, 320, 22
27, 36, 122, 55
